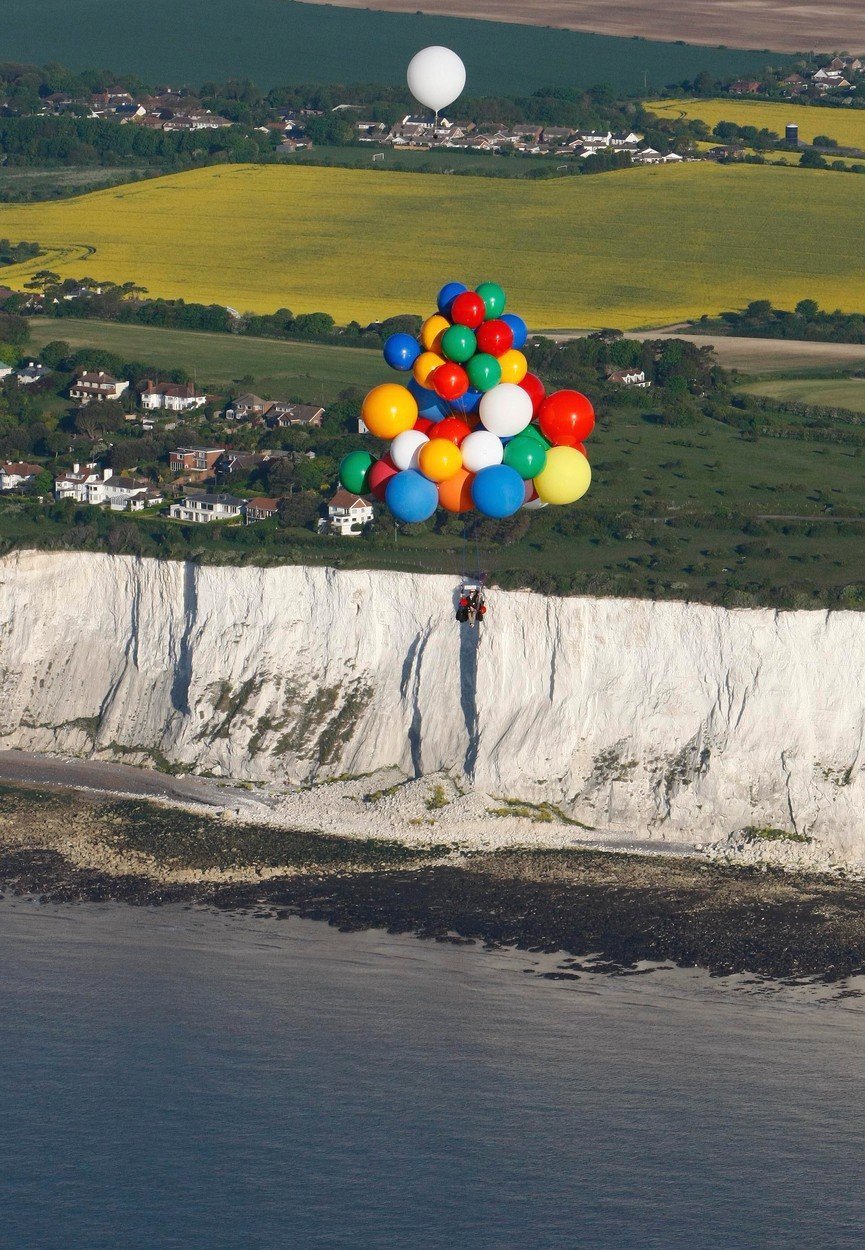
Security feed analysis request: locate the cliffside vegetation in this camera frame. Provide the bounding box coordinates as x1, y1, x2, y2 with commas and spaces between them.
2, 401, 863, 610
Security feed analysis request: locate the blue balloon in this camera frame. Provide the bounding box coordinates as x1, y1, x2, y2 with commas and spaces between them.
383, 332, 421, 371
437, 281, 468, 316
386, 470, 439, 523
407, 377, 448, 421
448, 387, 482, 415
501, 313, 528, 350
471, 464, 525, 519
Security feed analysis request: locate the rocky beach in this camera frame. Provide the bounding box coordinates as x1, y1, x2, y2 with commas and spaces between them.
4, 775, 865, 983
3, 548, 865, 983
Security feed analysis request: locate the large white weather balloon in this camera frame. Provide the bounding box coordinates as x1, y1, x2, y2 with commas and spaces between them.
407, 46, 466, 113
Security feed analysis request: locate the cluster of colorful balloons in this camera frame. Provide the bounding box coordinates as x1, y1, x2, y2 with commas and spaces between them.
338, 281, 595, 524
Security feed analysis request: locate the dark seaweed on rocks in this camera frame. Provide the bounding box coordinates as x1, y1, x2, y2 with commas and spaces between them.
5, 841, 865, 984
102, 800, 449, 871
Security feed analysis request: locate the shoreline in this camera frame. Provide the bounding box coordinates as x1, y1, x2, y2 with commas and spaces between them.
3, 777, 865, 982
1, 749, 848, 875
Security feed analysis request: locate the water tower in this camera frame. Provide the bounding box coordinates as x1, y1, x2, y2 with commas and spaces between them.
786, 123, 799, 147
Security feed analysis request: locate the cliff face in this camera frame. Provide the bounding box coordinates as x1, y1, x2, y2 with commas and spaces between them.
0, 550, 863, 851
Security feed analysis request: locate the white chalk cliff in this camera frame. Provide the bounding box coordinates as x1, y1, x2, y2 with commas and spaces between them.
0, 549, 863, 855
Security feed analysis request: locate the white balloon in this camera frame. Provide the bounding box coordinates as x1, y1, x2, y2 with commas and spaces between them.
479, 383, 533, 438
407, 46, 466, 113
460, 429, 504, 473
391, 429, 429, 471
523, 496, 548, 510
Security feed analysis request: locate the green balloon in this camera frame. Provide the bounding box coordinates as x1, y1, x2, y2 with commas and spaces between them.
503, 434, 547, 480
441, 324, 477, 364
465, 352, 502, 392
521, 422, 552, 449
476, 281, 506, 320
339, 449, 375, 494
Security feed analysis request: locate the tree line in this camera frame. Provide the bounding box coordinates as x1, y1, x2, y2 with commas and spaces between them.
2, 275, 423, 348
695, 299, 865, 344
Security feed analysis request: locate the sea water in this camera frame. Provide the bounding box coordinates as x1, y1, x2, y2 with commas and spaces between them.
1, 899, 864, 1249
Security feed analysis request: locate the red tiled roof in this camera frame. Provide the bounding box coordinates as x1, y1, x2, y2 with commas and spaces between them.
73, 371, 121, 385
329, 489, 369, 509
143, 380, 201, 398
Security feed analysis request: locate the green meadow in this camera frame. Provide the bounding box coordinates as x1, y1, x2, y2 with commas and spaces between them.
27, 318, 384, 404
7, 315, 865, 608
738, 376, 865, 413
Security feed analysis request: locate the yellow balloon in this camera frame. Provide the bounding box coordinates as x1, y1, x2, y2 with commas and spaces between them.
498, 348, 528, 384
418, 437, 463, 483
413, 350, 445, 387
533, 446, 591, 505
361, 384, 418, 441
421, 313, 450, 353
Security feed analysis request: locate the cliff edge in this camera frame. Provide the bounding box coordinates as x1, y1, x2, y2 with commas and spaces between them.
1, 550, 862, 858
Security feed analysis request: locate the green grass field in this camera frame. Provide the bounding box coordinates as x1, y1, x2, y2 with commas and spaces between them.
27, 318, 384, 402
5, 313, 865, 607
0, 167, 149, 202
649, 98, 865, 150
2, 162, 865, 328
282, 145, 582, 178
2, 0, 781, 94
3, 394, 862, 606
738, 376, 865, 412
11, 309, 865, 603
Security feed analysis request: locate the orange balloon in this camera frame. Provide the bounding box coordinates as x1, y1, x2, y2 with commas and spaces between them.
438, 467, 475, 513
421, 313, 450, 352
498, 348, 528, 384
413, 350, 445, 386
419, 437, 462, 483
360, 384, 418, 441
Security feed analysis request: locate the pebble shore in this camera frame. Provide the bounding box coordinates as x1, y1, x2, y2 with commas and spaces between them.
3, 779, 865, 982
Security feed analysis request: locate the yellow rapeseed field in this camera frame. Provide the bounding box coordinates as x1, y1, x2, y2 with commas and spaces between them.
0, 162, 864, 328
648, 97, 865, 149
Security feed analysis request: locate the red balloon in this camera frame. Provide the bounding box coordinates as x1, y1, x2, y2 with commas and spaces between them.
368, 454, 398, 501
434, 416, 472, 445
475, 319, 514, 357
519, 372, 546, 416
413, 416, 434, 434
538, 389, 595, 445
450, 291, 486, 330
431, 362, 469, 401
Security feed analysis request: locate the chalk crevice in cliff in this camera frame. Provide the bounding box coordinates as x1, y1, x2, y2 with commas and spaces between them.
1, 550, 862, 853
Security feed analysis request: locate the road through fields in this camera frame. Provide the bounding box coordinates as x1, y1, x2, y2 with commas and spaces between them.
551, 330, 865, 375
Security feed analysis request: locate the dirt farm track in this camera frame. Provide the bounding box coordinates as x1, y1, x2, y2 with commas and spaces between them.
302, 0, 865, 53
